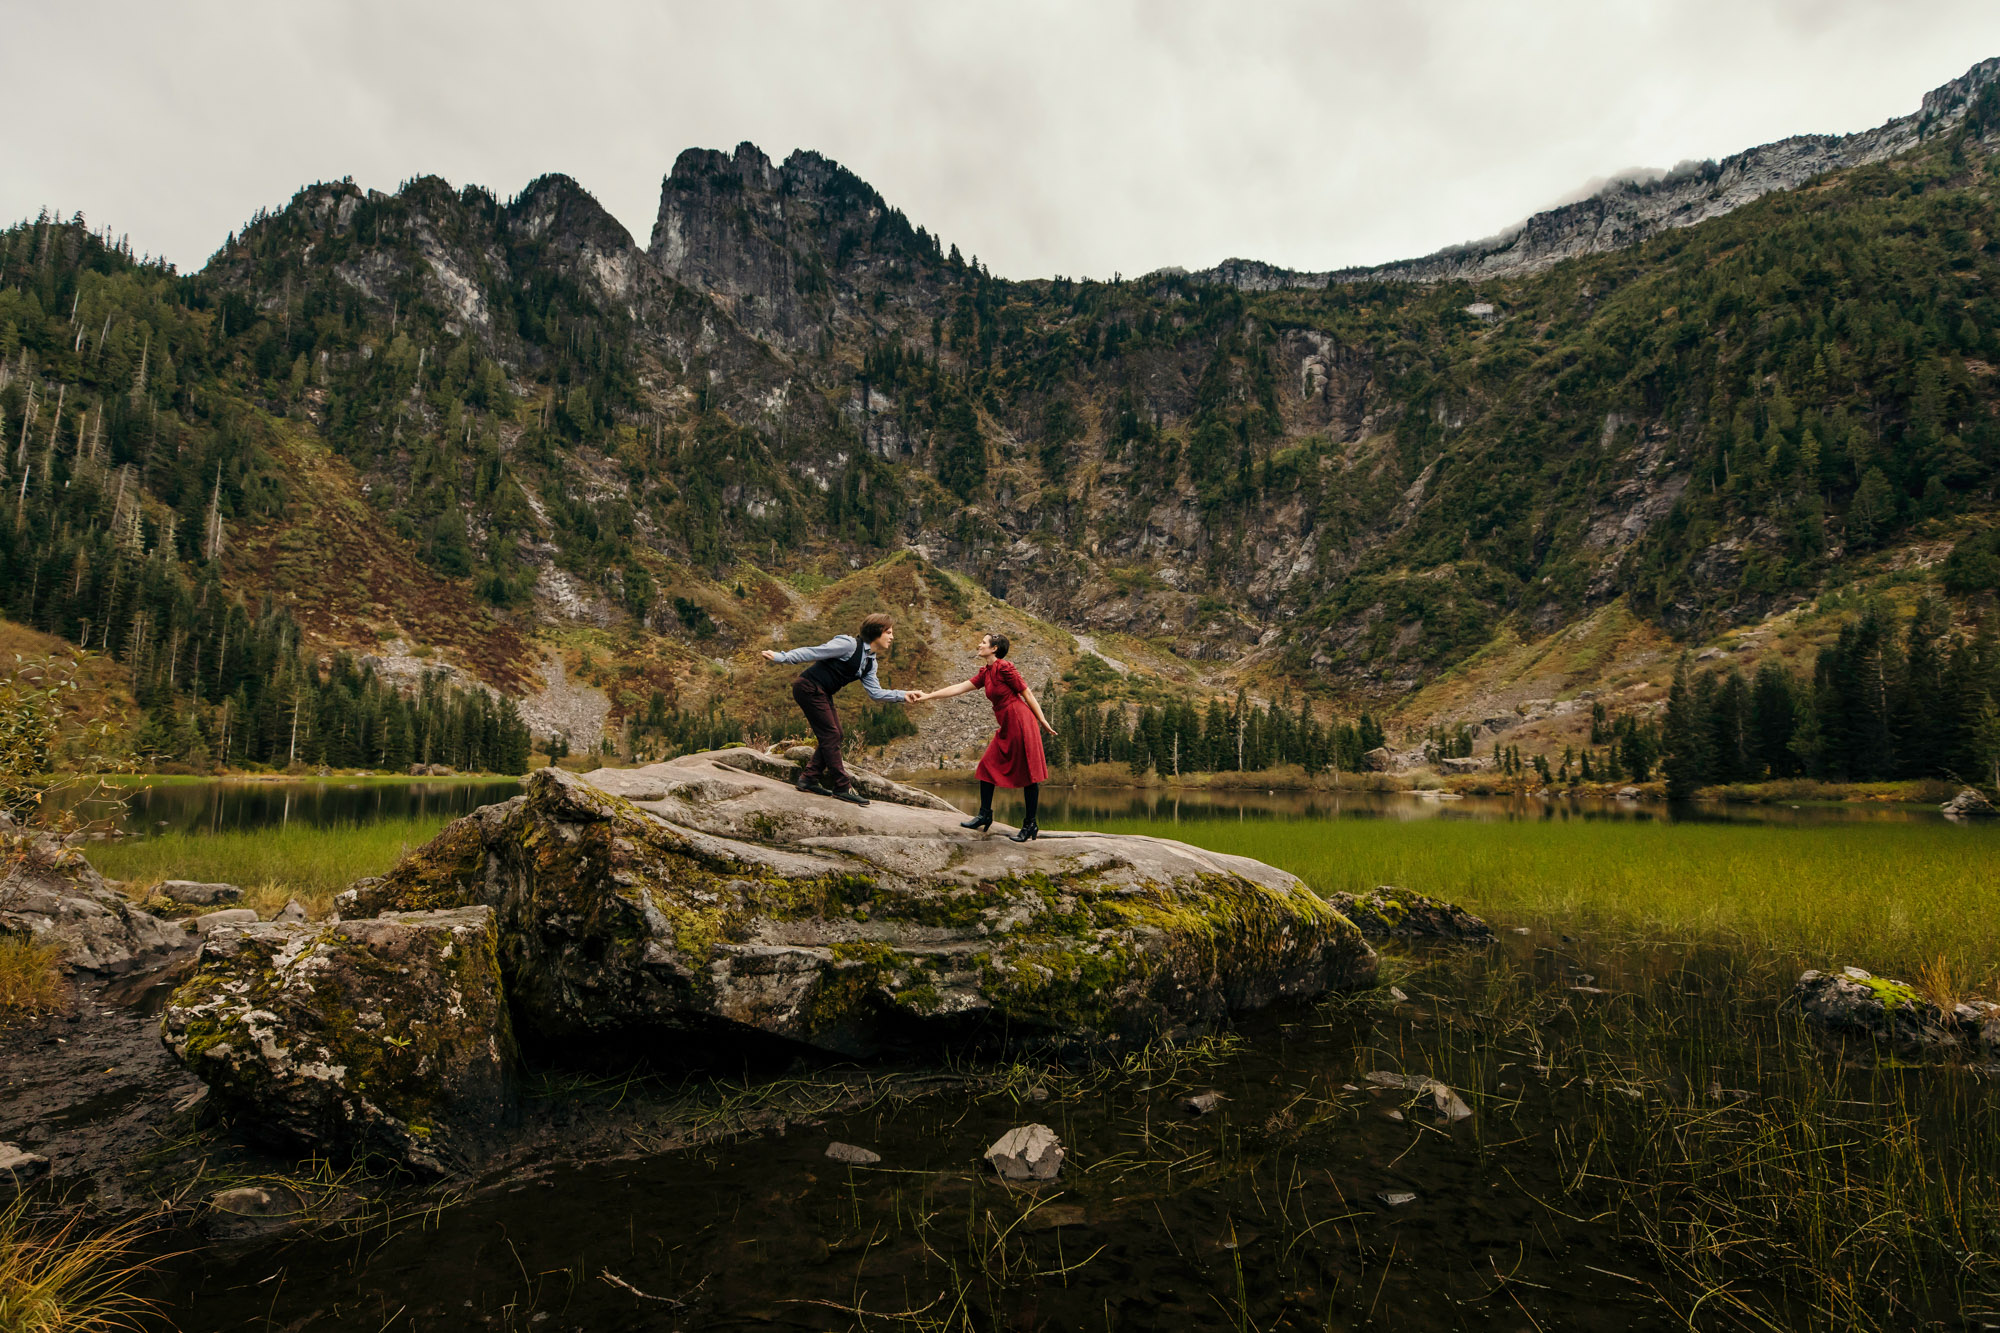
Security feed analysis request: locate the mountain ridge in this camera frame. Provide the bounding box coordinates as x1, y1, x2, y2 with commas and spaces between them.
1183, 55, 2000, 291
1, 55, 1998, 774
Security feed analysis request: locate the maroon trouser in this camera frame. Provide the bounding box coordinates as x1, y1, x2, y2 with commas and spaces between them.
791, 677, 852, 791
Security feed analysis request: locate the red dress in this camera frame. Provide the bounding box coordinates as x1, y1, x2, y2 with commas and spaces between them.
972, 660, 1048, 788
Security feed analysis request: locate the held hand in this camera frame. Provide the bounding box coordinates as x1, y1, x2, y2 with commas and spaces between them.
759, 649, 778, 662
905, 690, 925, 703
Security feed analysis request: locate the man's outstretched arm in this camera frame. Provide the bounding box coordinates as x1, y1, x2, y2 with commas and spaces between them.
761, 634, 856, 665
857, 656, 908, 703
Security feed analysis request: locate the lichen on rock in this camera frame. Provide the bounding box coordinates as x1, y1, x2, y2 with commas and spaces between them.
160, 906, 517, 1174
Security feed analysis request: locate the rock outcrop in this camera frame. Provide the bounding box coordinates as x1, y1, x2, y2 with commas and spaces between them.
0, 833, 185, 973
336, 751, 1374, 1057
161, 908, 517, 1174
1942, 787, 1998, 820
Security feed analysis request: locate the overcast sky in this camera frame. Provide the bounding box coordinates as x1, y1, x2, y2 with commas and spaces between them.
6, 2, 1999, 280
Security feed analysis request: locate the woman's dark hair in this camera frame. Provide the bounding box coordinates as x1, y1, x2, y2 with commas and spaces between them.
986, 632, 1011, 659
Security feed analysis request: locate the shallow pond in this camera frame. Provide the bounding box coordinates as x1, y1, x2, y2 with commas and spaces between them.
139, 931, 1999, 1332
114, 777, 1997, 1330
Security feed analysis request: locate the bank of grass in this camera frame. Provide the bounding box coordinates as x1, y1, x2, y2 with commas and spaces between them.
1083, 816, 2000, 986
89, 817, 451, 919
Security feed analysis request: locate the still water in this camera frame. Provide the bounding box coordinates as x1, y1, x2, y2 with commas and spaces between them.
89, 773, 1949, 838
94, 778, 526, 835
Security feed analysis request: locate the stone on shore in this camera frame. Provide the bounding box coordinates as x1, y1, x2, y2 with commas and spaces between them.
1328, 887, 1495, 943
985, 1124, 1063, 1180
0, 1142, 50, 1189
0, 831, 184, 972
160, 907, 517, 1174
335, 751, 1376, 1057
158, 880, 245, 906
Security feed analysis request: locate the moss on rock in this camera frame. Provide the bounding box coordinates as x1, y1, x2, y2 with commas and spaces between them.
160, 907, 517, 1174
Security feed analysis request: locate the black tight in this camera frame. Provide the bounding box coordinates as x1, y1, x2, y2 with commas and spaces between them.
978, 780, 1039, 825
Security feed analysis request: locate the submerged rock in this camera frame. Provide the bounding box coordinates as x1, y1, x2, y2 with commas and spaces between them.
160, 907, 517, 1174
0, 833, 184, 973
1364, 1070, 1473, 1122
824, 1142, 880, 1165
1327, 887, 1495, 943
985, 1124, 1063, 1180
1793, 967, 1961, 1054
337, 752, 1376, 1057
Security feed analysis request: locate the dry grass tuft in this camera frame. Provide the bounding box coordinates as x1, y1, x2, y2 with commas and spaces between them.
0, 1195, 160, 1332
0, 938, 67, 1022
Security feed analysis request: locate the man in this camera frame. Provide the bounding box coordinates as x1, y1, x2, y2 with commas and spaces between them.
762, 612, 924, 806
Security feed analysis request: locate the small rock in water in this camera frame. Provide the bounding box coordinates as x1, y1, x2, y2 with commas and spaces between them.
1383, 1109, 1406, 1122
204, 1185, 303, 1240
824, 1142, 880, 1166
985, 1124, 1064, 1181
1024, 1085, 1050, 1103
1378, 1191, 1418, 1208
1387, 986, 1409, 1003
1183, 1090, 1227, 1115
275, 899, 309, 924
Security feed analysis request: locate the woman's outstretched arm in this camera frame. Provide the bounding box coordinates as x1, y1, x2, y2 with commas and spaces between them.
921, 678, 980, 701
1022, 688, 1058, 735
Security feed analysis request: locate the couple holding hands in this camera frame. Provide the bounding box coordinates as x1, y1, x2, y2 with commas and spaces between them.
760, 612, 1056, 841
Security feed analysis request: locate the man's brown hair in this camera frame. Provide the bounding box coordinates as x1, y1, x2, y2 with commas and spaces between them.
860, 612, 894, 644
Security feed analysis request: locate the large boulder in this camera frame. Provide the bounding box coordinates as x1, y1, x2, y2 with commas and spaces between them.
339, 751, 1376, 1057
161, 907, 517, 1174
0, 832, 184, 972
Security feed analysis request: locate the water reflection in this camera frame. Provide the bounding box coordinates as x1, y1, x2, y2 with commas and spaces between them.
87, 778, 526, 836
918, 782, 1946, 826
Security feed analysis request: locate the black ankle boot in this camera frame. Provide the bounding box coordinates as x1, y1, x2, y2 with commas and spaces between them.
960, 811, 993, 831
1008, 822, 1040, 843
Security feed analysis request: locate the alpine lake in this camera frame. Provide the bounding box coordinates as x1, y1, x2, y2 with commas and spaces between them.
92, 776, 2000, 1332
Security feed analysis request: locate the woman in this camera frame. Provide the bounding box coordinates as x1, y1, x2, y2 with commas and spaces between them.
921, 632, 1057, 841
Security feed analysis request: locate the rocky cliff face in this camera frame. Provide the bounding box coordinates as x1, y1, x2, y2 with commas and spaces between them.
1191, 56, 2000, 290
